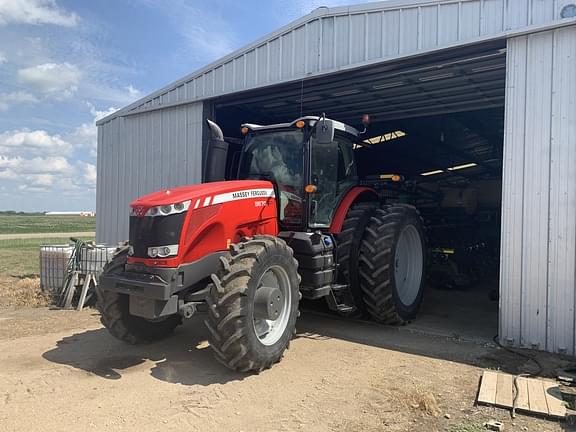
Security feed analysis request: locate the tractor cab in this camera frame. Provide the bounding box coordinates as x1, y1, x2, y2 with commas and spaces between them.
205, 116, 360, 231
237, 117, 359, 231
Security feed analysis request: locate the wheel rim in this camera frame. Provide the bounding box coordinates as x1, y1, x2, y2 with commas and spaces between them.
252, 265, 292, 346
394, 225, 424, 306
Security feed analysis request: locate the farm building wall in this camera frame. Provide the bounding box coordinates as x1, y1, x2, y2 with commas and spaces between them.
500, 25, 576, 355
96, 101, 205, 244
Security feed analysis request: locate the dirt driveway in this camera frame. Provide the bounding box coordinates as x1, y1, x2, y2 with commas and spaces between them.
0, 308, 571, 432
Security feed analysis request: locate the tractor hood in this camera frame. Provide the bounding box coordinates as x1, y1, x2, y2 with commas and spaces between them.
130, 180, 275, 212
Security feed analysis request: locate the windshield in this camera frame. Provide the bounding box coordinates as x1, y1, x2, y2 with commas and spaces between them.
238, 130, 304, 225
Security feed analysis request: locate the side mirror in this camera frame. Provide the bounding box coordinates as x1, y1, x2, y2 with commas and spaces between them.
315, 118, 335, 144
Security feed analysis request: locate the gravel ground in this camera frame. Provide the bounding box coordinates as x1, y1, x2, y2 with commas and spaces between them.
0, 307, 572, 432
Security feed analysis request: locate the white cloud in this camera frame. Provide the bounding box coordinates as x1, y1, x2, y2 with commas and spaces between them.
90, 104, 118, 122
0, 129, 72, 156
68, 104, 118, 158
0, 155, 72, 175
80, 162, 96, 185
25, 173, 54, 186
0, 155, 96, 199
182, 24, 235, 62
125, 85, 141, 99
82, 81, 143, 104
0, 51, 6, 63
0, 91, 40, 111
0, 0, 78, 27
17, 62, 81, 99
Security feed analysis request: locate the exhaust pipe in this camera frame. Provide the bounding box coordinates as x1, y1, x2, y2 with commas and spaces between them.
204, 119, 228, 182
206, 119, 224, 141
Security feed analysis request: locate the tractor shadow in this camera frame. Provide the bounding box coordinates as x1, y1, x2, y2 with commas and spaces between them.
43, 309, 571, 387
42, 315, 246, 386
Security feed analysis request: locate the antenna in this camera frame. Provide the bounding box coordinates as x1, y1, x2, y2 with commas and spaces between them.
299, 79, 304, 118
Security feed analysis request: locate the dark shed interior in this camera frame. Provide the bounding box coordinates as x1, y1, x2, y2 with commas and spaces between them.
211, 40, 507, 340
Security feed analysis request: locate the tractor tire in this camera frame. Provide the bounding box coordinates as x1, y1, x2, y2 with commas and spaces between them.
358, 204, 426, 324
96, 248, 181, 344
205, 236, 300, 372
333, 201, 378, 315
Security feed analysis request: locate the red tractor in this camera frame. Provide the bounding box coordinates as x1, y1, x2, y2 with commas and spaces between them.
97, 116, 426, 372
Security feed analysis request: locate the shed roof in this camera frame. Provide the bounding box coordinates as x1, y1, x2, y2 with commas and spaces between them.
98, 0, 575, 125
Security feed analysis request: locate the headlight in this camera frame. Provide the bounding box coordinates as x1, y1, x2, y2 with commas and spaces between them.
130, 200, 191, 217
147, 244, 178, 258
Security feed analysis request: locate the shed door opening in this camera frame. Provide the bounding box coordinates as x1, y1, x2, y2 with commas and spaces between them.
212, 41, 506, 342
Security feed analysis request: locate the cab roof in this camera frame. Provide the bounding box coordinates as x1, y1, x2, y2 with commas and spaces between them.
241, 116, 360, 137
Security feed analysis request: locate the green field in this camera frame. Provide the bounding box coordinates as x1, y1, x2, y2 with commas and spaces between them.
0, 237, 95, 276
0, 214, 95, 235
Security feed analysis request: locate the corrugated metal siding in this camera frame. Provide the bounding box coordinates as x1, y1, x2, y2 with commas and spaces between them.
500, 26, 576, 355
96, 102, 205, 244
99, 0, 571, 123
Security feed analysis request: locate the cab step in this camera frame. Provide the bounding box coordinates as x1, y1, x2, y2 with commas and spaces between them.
325, 285, 357, 314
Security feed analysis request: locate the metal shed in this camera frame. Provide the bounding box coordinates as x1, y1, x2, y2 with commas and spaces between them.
96, 0, 576, 355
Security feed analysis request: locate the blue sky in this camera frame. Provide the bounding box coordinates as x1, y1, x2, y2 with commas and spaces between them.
0, 0, 367, 212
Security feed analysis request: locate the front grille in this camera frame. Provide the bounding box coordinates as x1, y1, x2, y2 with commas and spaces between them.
129, 213, 186, 258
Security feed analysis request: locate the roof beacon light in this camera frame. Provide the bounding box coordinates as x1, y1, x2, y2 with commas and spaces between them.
447, 162, 478, 171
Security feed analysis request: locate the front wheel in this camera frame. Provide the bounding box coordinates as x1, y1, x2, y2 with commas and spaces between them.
205, 236, 301, 372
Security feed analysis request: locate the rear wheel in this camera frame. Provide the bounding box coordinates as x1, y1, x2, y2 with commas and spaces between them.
205, 236, 300, 372
96, 248, 181, 344
358, 205, 426, 324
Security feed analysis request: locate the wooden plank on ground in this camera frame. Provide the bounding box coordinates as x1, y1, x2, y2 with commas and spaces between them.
495, 373, 514, 407
527, 379, 549, 415
77, 273, 93, 311
478, 371, 498, 405
515, 377, 530, 412
63, 272, 78, 309
542, 380, 567, 418
477, 371, 567, 419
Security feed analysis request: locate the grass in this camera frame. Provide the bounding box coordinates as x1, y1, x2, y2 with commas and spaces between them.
0, 214, 95, 235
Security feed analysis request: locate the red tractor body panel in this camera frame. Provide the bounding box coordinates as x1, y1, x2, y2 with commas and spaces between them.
128, 180, 278, 268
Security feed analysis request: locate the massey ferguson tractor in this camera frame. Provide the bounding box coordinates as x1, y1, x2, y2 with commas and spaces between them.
97, 115, 426, 372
